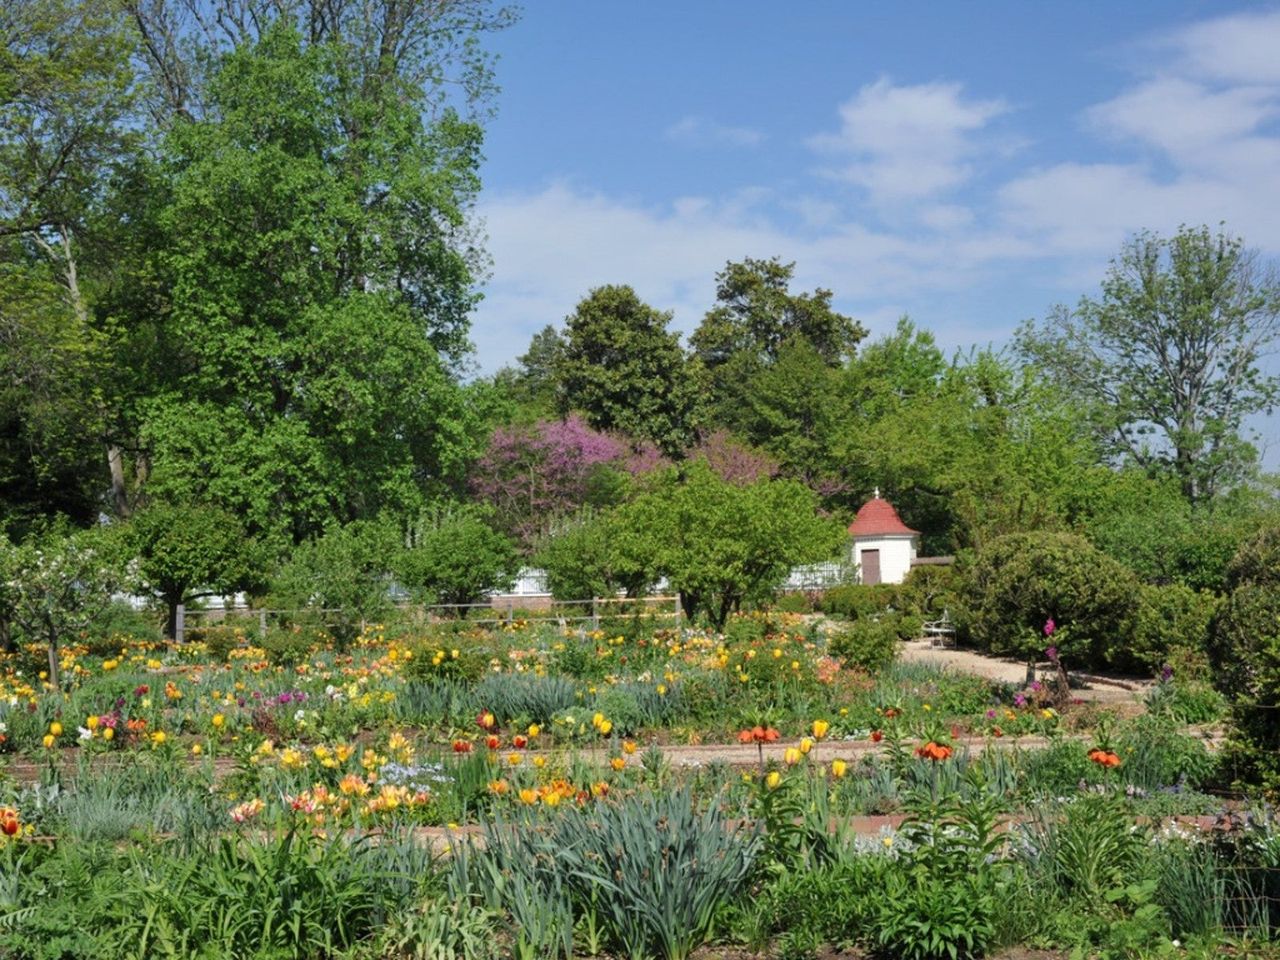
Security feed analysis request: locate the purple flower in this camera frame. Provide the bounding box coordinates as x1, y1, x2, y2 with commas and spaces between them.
1161, 664, 1174, 682
1045, 645, 1058, 661
986, 709, 997, 719
1044, 618, 1056, 637
1030, 681, 1043, 692
1014, 694, 1027, 707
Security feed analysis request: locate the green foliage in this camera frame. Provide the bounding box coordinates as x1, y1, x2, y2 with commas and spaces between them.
869, 785, 1007, 960
692, 257, 864, 478
1019, 793, 1149, 905
1131, 582, 1220, 673
962, 531, 1140, 670
827, 619, 900, 672
1208, 523, 1280, 791
129, 501, 264, 638
395, 504, 517, 607
127, 23, 485, 541
271, 520, 396, 647
535, 509, 654, 601
617, 462, 844, 627
557, 284, 701, 456
1018, 225, 1280, 504
6, 525, 125, 684
471, 788, 760, 960
260, 624, 318, 666
818, 583, 902, 620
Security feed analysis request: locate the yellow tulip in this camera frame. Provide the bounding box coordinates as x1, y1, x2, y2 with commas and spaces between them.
86, 715, 99, 731
831, 759, 848, 778
610, 756, 626, 771
518, 788, 538, 805
42, 734, 54, 749
799, 737, 814, 755
765, 771, 782, 790
783, 747, 802, 766
812, 719, 830, 740
191, 743, 203, 756
212, 713, 225, 728
598, 720, 613, 736
527, 723, 540, 738
49, 722, 63, 737
103, 727, 115, 741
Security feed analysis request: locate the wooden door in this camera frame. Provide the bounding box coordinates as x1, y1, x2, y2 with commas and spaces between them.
861, 549, 881, 585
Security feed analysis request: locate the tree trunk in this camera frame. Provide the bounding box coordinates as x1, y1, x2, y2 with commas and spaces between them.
47, 637, 60, 688
165, 597, 179, 641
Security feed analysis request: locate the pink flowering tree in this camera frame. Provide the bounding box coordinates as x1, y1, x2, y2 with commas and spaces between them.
471, 416, 629, 552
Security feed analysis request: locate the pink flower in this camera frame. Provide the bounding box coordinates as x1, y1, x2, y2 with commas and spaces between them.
1043, 618, 1055, 637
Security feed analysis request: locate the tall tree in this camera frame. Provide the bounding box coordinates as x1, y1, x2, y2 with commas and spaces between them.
123, 24, 487, 540
557, 285, 701, 457
1017, 225, 1280, 504
0, 0, 137, 525
692, 257, 862, 415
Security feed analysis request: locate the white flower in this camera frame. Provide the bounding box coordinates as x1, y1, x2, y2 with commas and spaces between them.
294, 709, 306, 723
78, 726, 93, 741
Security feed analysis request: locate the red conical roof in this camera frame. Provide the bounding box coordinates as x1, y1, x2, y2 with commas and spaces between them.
848, 494, 919, 537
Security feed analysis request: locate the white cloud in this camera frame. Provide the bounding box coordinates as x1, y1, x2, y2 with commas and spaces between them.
469, 4, 1280, 438
808, 77, 1008, 202
1166, 8, 1280, 85
663, 115, 765, 148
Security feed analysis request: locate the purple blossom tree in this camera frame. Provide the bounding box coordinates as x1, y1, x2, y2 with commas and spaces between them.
471, 416, 627, 551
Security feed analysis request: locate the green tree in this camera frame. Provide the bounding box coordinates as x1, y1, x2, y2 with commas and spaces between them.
271, 520, 397, 648
691, 257, 865, 434
557, 285, 700, 456
535, 509, 656, 601
129, 502, 264, 639
618, 463, 843, 627
0, 0, 138, 526
838, 346, 1098, 553
1017, 225, 1280, 504
125, 26, 482, 540
394, 504, 516, 607
8, 525, 125, 686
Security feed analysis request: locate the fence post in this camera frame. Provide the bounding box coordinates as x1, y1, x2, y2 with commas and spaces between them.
258, 609, 267, 638
507, 597, 515, 622
175, 604, 185, 644
591, 598, 599, 631
673, 594, 682, 634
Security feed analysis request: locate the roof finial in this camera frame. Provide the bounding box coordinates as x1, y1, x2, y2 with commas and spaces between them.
874, 486, 880, 499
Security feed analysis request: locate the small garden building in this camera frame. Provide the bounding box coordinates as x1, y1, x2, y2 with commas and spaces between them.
848, 490, 920, 585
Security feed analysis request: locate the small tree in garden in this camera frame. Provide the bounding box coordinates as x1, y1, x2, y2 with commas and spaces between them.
620, 462, 844, 627
394, 504, 517, 608
271, 520, 397, 648
535, 508, 657, 601
961, 531, 1140, 671
8, 527, 124, 686
129, 502, 265, 639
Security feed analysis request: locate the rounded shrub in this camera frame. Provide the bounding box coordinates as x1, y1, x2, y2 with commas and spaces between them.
827, 618, 899, 672
962, 531, 1139, 670
1209, 524, 1280, 791
1131, 583, 1220, 673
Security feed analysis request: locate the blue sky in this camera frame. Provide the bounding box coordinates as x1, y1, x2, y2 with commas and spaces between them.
468, 2, 1280, 461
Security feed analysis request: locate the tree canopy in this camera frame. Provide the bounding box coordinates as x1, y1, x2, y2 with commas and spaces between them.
1018, 225, 1280, 504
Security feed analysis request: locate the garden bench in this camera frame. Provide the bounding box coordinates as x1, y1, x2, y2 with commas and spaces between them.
922, 611, 955, 648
